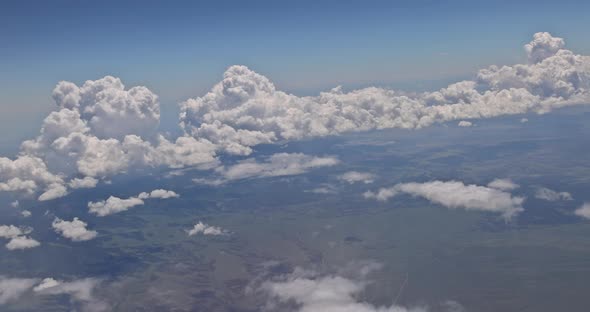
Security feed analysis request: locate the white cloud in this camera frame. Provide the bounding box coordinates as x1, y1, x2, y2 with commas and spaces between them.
21, 210, 31, 218
365, 180, 524, 219
0, 277, 39, 304
261, 263, 428, 312
88, 196, 144, 217
0, 225, 39, 250
520, 118, 529, 123
338, 171, 375, 184
137, 189, 179, 199
186, 221, 226, 236
195, 153, 339, 184
574, 203, 590, 219
457, 120, 472, 127
180, 32, 590, 156
88, 188, 179, 216
38, 183, 68, 201
68, 177, 99, 189
52, 217, 98, 242
6, 236, 40, 250
487, 178, 519, 191
10, 200, 18, 208
535, 187, 573, 201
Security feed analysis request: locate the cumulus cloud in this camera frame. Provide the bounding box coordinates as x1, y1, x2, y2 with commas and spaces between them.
180, 32, 590, 156
195, 153, 339, 184
21, 210, 31, 218
52, 217, 98, 242
0, 225, 40, 250
260, 263, 430, 312
68, 176, 99, 189
457, 120, 472, 127
338, 171, 375, 184
574, 203, 590, 219
535, 187, 573, 201
10, 200, 18, 208
520, 118, 529, 123
137, 189, 179, 199
186, 221, 226, 236
88, 188, 179, 216
364, 180, 525, 219
0, 77, 216, 201
487, 178, 519, 191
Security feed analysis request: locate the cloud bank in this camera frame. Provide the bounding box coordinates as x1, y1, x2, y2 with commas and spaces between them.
364, 180, 525, 219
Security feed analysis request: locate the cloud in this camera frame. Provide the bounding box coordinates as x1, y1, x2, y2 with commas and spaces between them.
338, 171, 375, 184
10, 200, 18, 208
186, 221, 226, 236
88, 188, 179, 216
0, 277, 39, 304
574, 203, 590, 219
260, 263, 430, 312
68, 177, 99, 189
0, 276, 108, 311
52, 217, 98, 242
534, 187, 573, 201
21, 210, 31, 218
0, 225, 40, 250
520, 118, 529, 123
487, 178, 519, 191
195, 153, 339, 184
364, 180, 525, 219
180, 32, 590, 156
137, 189, 179, 199
457, 120, 472, 127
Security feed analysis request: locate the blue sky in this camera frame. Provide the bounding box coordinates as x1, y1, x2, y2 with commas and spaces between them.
1, 0, 590, 149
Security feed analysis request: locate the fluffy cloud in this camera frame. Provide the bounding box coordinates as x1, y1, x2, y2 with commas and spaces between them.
186, 221, 226, 236
195, 153, 339, 184
0, 77, 216, 201
0, 225, 40, 250
457, 120, 472, 127
364, 180, 525, 219
180, 32, 590, 155
535, 187, 573, 201
88, 189, 179, 216
574, 203, 590, 219
137, 189, 179, 199
260, 263, 430, 312
21, 210, 31, 218
487, 178, 520, 191
52, 217, 98, 242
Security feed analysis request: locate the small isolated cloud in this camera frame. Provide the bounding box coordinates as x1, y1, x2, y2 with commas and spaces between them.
0, 225, 40, 250
21, 210, 31, 218
338, 171, 375, 184
574, 203, 590, 219
137, 189, 179, 199
195, 153, 339, 184
5, 236, 40, 250
38, 183, 68, 201
186, 221, 226, 236
88, 188, 179, 216
306, 184, 338, 194
68, 177, 98, 189
535, 187, 573, 201
364, 180, 524, 219
10, 200, 18, 208
52, 217, 97, 242
520, 118, 529, 123
88, 196, 144, 217
457, 120, 472, 127
487, 178, 520, 191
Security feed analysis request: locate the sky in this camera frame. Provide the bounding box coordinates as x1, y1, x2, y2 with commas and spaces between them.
2, 0, 590, 150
